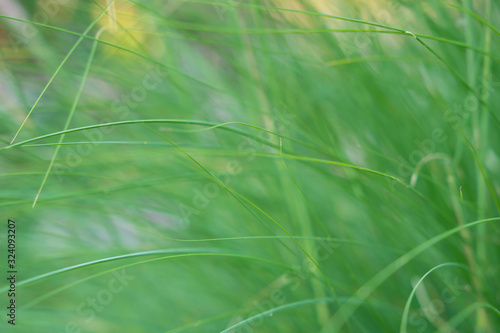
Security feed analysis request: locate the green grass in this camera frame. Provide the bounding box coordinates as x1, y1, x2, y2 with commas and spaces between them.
0, 0, 499, 332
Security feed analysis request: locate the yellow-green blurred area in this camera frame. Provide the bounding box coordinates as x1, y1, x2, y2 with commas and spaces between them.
0, 0, 499, 332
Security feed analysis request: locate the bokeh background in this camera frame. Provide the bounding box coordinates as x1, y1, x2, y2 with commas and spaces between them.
1, 0, 499, 332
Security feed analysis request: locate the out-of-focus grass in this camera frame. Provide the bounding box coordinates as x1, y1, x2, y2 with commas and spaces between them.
0, 0, 499, 332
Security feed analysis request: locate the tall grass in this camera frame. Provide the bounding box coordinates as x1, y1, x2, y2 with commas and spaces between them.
0, 0, 499, 332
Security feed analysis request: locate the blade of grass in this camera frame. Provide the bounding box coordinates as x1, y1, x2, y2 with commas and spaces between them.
220, 297, 335, 333
320, 217, 500, 332
400, 262, 468, 333
8, 1, 114, 144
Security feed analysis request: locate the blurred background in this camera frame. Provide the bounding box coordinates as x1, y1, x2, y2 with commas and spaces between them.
1, 0, 499, 332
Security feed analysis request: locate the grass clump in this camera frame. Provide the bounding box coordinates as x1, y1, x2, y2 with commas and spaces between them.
0, 0, 499, 332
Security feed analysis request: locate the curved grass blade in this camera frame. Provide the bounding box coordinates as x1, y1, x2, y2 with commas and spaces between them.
320, 217, 500, 332
400, 262, 468, 333
220, 297, 335, 333
20, 252, 293, 309
435, 302, 500, 333
0, 247, 220, 294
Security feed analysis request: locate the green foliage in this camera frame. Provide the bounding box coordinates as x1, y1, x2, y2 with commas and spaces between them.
0, 0, 499, 332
